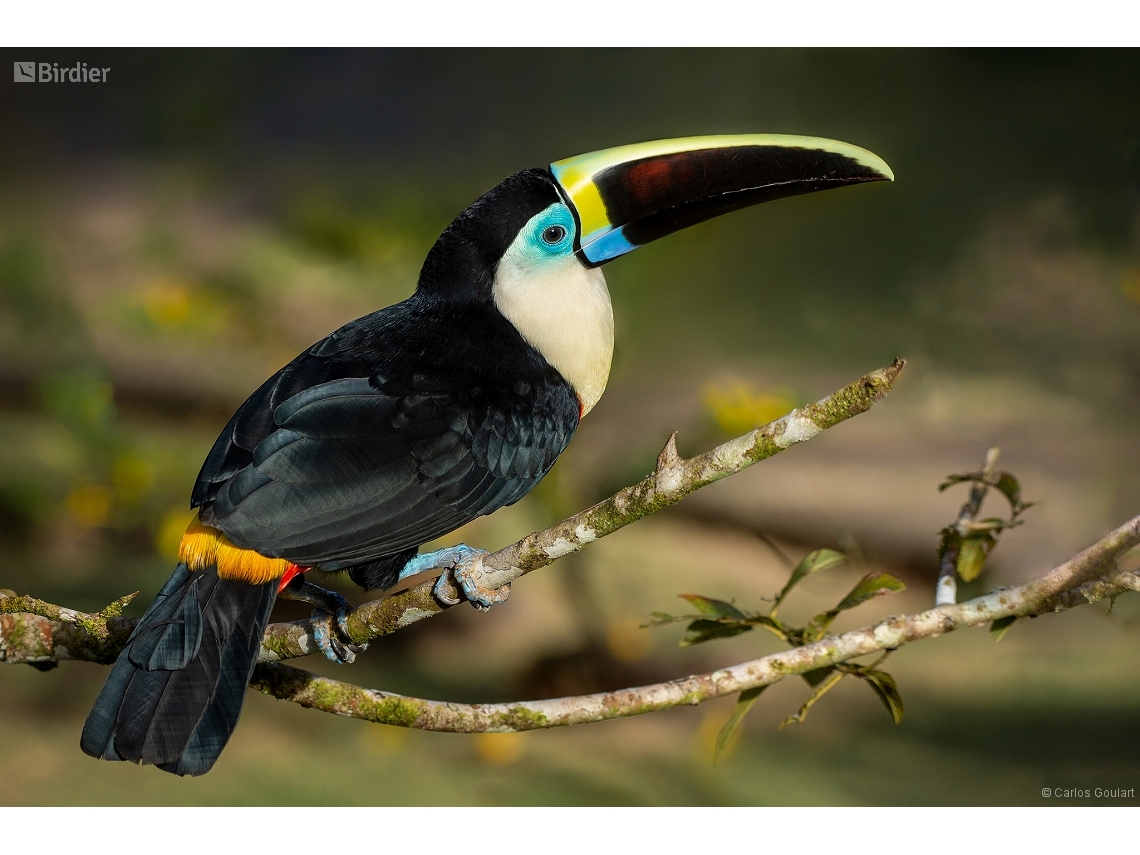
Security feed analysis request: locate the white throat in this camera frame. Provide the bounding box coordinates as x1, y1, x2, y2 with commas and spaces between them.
492, 253, 614, 416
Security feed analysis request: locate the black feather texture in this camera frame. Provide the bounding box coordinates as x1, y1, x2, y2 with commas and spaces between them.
82, 167, 581, 776
191, 169, 580, 577
81, 563, 276, 776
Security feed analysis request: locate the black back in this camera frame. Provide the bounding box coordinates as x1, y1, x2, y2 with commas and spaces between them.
192, 169, 579, 577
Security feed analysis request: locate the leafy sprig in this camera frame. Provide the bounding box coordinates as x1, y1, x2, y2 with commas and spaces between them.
648, 458, 1037, 762
645, 548, 906, 761
937, 468, 1035, 583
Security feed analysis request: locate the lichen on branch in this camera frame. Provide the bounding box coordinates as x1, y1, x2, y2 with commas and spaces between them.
251, 516, 1140, 732
0, 591, 138, 667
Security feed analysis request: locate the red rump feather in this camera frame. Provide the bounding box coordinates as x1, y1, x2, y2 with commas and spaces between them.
277, 563, 307, 593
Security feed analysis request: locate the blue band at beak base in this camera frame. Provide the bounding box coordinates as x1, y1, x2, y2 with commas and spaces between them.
581, 227, 637, 265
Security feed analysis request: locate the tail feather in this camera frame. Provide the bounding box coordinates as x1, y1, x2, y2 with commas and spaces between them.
120, 572, 233, 764
127, 572, 204, 671
160, 596, 271, 776
80, 563, 196, 758
81, 562, 277, 776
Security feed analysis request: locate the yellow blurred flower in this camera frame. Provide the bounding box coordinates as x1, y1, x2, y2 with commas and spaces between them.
474, 732, 524, 766
66, 484, 113, 529
142, 279, 192, 328
702, 380, 796, 435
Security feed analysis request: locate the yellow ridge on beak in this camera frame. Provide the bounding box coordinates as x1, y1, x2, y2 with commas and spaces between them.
549, 134, 893, 266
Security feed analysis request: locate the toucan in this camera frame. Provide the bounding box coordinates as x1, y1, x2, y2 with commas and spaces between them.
81, 134, 893, 775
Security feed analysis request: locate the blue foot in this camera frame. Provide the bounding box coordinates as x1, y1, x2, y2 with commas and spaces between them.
399, 545, 508, 612
279, 577, 366, 664
308, 593, 362, 664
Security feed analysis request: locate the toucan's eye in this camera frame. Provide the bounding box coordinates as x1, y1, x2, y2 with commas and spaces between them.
541, 225, 567, 245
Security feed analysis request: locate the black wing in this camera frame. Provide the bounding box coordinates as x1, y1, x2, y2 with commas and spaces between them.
193, 304, 579, 570
190, 344, 371, 510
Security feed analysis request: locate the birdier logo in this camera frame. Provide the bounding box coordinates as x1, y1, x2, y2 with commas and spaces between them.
13, 62, 110, 83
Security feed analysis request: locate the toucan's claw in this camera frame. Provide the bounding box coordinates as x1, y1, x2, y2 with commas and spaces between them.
454, 552, 510, 612
431, 571, 463, 607
417, 545, 505, 611
279, 577, 367, 664
310, 606, 359, 664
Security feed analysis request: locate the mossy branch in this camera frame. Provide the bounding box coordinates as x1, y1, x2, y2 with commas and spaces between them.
0, 590, 137, 639
258, 357, 906, 661
248, 515, 1140, 732
3, 358, 1139, 738
0, 590, 137, 667
1, 359, 902, 668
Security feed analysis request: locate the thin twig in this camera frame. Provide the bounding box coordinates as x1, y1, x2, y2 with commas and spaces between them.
935, 447, 999, 606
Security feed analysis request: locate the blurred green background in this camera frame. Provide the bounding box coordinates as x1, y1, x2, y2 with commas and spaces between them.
1, 49, 1139, 806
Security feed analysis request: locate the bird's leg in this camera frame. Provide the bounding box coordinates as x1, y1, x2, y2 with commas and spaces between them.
278, 575, 366, 664
398, 545, 509, 613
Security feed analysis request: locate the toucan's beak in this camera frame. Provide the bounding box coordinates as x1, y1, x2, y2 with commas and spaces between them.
549, 134, 894, 267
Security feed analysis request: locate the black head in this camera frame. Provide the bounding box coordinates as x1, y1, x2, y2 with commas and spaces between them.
415, 168, 562, 305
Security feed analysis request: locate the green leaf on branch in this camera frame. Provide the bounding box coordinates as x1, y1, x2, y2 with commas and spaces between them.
857, 668, 905, 724
992, 473, 1036, 518
715, 686, 766, 764
939, 470, 1034, 517
674, 595, 753, 646
771, 549, 847, 616
780, 670, 846, 728
646, 595, 790, 646
835, 572, 906, 611
936, 463, 1037, 586
965, 517, 1022, 535
805, 572, 905, 640
993, 472, 1022, 510
956, 533, 995, 582
679, 593, 746, 620
642, 611, 690, 627
990, 616, 1017, 642
680, 619, 753, 647
939, 471, 983, 492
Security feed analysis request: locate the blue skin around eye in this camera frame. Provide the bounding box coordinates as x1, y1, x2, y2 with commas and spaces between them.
524, 204, 576, 259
